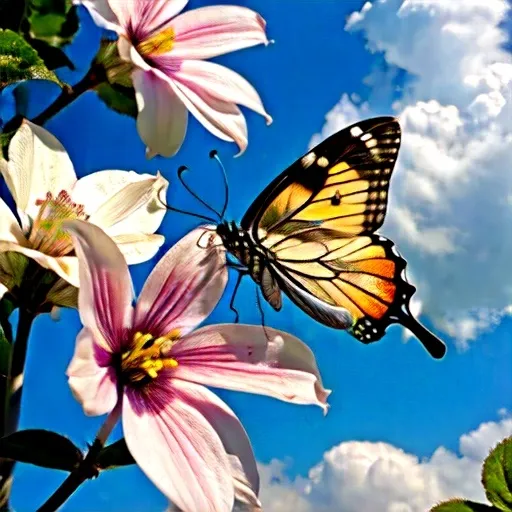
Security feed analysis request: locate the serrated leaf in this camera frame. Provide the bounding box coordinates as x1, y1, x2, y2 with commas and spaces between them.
0, 429, 83, 471
0, 29, 61, 88
96, 82, 138, 118
483, 437, 512, 511
96, 438, 135, 470
431, 500, 497, 511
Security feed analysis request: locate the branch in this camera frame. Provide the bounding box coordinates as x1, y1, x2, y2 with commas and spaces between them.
31, 66, 105, 126
37, 401, 122, 512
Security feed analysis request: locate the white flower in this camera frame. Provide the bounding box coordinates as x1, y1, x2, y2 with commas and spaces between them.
0, 120, 168, 301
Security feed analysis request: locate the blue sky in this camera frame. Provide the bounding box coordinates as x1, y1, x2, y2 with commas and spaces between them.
2, 0, 512, 510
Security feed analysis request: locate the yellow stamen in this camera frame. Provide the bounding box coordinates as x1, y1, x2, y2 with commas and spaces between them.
137, 27, 175, 57
28, 190, 88, 257
121, 330, 180, 385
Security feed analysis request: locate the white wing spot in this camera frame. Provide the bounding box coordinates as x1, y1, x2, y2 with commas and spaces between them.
350, 126, 363, 137
365, 139, 378, 148
317, 156, 329, 167
361, 133, 372, 141
301, 152, 316, 168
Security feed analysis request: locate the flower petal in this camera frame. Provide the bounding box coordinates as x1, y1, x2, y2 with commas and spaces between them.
74, 0, 122, 32
45, 278, 79, 309
1, 120, 77, 225
171, 77, 248, 155
168, 60, 272, 125
117, 37, 151, 71
0, 251, 30, 295
172, 324, 330, 413
172, 380, 259, 499
111, 233, 165, 265
65, 220, 134, 353
134, 227, 226, 337
132, 69, 188, 158
73, 170, 168, 237
123, 378, 234, 512
0, 198, 25, 244
67, 328, 118, 416
170, 6, 268, 60
123, 0, 188, 40
228, 455, 262, 510
0, 242, 79, 286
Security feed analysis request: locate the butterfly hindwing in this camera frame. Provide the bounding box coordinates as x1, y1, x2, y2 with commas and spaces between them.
265, 230, 411, 339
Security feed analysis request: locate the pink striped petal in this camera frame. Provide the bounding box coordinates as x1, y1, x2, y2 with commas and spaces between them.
228, 455, 262, 510
65, 220, 134, 353
123, 379, 234, 512
171, 324, 330, 413
127, 0, 188, 40
171, 77, 248, 155
67, 328, 118, 416
133, 69, 188, 158
134, 227, 226, 338
174, 380, 259, 498
168, 60, 272, 125
169, 6, 269, 60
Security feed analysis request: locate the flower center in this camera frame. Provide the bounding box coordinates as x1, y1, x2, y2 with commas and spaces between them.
136, 27, 175, 57
121, 330, 180, 385
28, 190, 88, 257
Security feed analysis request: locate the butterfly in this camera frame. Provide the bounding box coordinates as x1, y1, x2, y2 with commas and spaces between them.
166, 117, 446, 359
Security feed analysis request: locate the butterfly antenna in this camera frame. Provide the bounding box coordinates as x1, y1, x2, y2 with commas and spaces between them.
156, 185, 217, 223
210, 150, 229, 220
178, 166, 222, 220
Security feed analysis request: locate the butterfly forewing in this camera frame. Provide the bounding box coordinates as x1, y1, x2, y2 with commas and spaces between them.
242, 117, 401, 239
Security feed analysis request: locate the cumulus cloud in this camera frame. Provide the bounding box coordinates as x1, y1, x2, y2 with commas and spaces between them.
311, 0, 512, 347
259, 416, 512, 512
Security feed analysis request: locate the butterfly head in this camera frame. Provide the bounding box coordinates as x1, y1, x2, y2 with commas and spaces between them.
216, 220, 241, 250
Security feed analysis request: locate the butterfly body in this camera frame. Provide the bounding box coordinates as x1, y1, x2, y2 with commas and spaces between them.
214, 117, 446, 358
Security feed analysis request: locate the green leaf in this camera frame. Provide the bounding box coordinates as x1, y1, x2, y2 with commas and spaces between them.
0, 429, 83, 471
96, 82, 138, 118
431, 500, 498, 511
0, 29, 61, 88
96, 438, 135, 470
25, 0, 79, 48
483, 437, 512, 511
28, 38, 74, 70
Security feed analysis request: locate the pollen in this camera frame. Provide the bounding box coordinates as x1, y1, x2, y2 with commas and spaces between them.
121, 330, 180, 385
137, 27, 175, 57
28, 190, 88, 257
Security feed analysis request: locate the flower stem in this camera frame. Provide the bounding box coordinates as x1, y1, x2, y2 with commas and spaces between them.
37, 401, 122, 512
31, 66, 106, 126
0, 308, 36, 510
5, 308, 36, 435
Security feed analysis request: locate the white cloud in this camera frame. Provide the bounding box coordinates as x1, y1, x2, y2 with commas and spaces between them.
311, 0, 512, 347
259, 416, 512, 512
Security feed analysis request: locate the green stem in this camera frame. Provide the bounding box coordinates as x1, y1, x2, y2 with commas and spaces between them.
0, 308, 36, 510
5, 308, 36, 435
37, 401, 122, 512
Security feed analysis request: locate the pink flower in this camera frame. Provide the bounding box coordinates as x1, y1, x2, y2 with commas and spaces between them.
65, 221, 329, 512
77, 0, 273, 157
